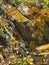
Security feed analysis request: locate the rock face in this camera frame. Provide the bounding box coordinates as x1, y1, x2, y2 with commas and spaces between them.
0, 1, 49, 49
0, 1, 49, 65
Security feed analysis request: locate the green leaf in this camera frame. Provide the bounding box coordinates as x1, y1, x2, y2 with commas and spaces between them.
44, 0, 48, 3
18, 60, 24, 65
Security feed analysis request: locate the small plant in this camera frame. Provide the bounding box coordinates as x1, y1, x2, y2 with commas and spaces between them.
38, 37, 43, 44
41, 0, 49, 8
17, 60, 24, 65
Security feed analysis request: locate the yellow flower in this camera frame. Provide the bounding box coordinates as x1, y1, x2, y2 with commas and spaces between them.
29, 61, 33, 65
0, 53, 2, 58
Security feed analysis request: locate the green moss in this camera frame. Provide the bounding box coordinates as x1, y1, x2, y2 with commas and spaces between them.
11, 0, 36, 4
0, 22, 4, 36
